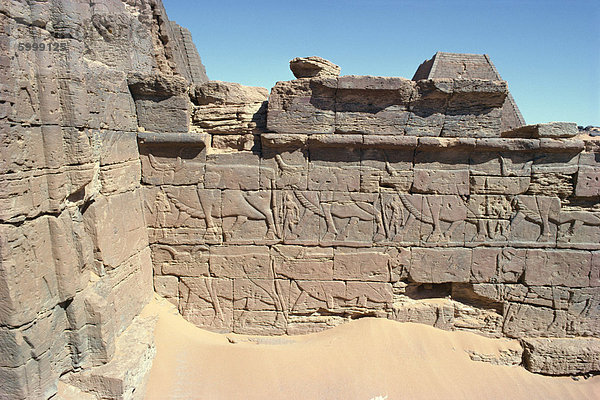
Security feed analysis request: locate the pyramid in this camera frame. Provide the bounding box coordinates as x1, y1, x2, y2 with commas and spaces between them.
413, 52, 525, 131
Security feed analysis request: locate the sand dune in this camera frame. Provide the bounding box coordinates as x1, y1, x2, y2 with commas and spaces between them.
143, 298, 600, 400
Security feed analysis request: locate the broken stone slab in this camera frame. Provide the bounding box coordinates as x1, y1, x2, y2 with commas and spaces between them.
475, 138, 540, 151
127, 73, 189, 98
502, 122, 579, 139
289, 56, 341, 79
191, 81, 268, 105
64, 313, 157, 400
137, 131, 208, 144
363, 135, 418, 148
307, 134, 363, 147
261, 133, 307, 148
539, 138, 585, 151
133, 95, 190, 133
523, 337, 600, 375
267, 77, 337, 134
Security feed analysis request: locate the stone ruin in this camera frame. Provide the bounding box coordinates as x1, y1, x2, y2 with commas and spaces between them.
1, 0, 599, 398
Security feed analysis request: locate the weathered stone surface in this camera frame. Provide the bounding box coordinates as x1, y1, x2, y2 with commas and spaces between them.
523, 337, 600, 375
65, 313, 157, 400
267, 77, 336, 134
333, 248, 390, 281
523, 250, 592, 287
290, 56, 341, 79
190, 81, 268, 135
576, 166, 600, 197
193, 81, 268, 105
503, 122, 579, 139
5, 1, 600, 388
410, 248, 472, 283
1, 0, 203, 396
179, 277, 233, 332
210, 246, 271, 278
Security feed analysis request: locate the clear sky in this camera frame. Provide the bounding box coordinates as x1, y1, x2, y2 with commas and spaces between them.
163, 0, 599, 126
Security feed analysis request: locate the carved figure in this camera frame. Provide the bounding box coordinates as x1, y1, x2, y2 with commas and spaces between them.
220, 190, 280, 240
294, 192, 385, 241
282, 191, 300, 238
510, 196, 600, 242
384, 197, 405, 240
398, 193, 468, 242
147, 152, 185, 180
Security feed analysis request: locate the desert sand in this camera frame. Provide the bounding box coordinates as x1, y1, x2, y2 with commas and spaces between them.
143, 298, 600, 400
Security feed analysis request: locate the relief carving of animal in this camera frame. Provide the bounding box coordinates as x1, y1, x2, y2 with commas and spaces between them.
511, 195, 600, 242
294, 192, 385, 241
397, 193, 468, 242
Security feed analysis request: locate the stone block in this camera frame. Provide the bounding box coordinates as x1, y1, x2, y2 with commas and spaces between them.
97, 247, 153, 336
415, 195, 468, 245
289, 57, 340, 79
319, 192, 380, 245
139, 143, 206, 186
405, 79, 452, 137
470, 176, 530, 195
154, 275, 179, 299
470, 248, 526, 283
335, 76, 414, 134
83, 191, 148, 271
289, 281, 346, 312
205, 152, 261, 190
179, 277, 233, 332
556, 209, 600, 250
0, 214, 87, 326
410, 248, 472, 283
96, 130, 139, 166
98, 160, 141, 195
308, 147, 361, 191
503, 122, 579, 139
592, 252, 600, 287
220, 190, 279, 243
286, 315, 345, 335
233, 310, 287, 335
509, 195, 560, 244
260, 148, 308, 190
143, 185, 212, 241
192, 81, 268, 105
502, 303, 567, 338
390, 299, 454, 330
66, 314, 157, 400
210, 246, 271, 279
267, 78, 336, 134
333, 248, 390, 281
192, 102, 266, 135
469, 152, 533, 176
344, 282, 393, 308
134, 95, 190, 133
272, 246, 334, 280
524, 250, 592, 287
576, 166, 600, 197
151, 244, 209, 277
233, 279, 290, 311
523, 337, 600, 375
413, 169, 469, 195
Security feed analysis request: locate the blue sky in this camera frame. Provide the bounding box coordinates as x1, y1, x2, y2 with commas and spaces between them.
163, 0, 599, 126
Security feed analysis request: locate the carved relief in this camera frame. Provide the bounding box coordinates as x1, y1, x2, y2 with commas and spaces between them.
178, 277, 233, 331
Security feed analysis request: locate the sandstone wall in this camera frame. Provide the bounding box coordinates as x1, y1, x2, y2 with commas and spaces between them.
0, 0, 206, 398
141, 58, 600, 375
